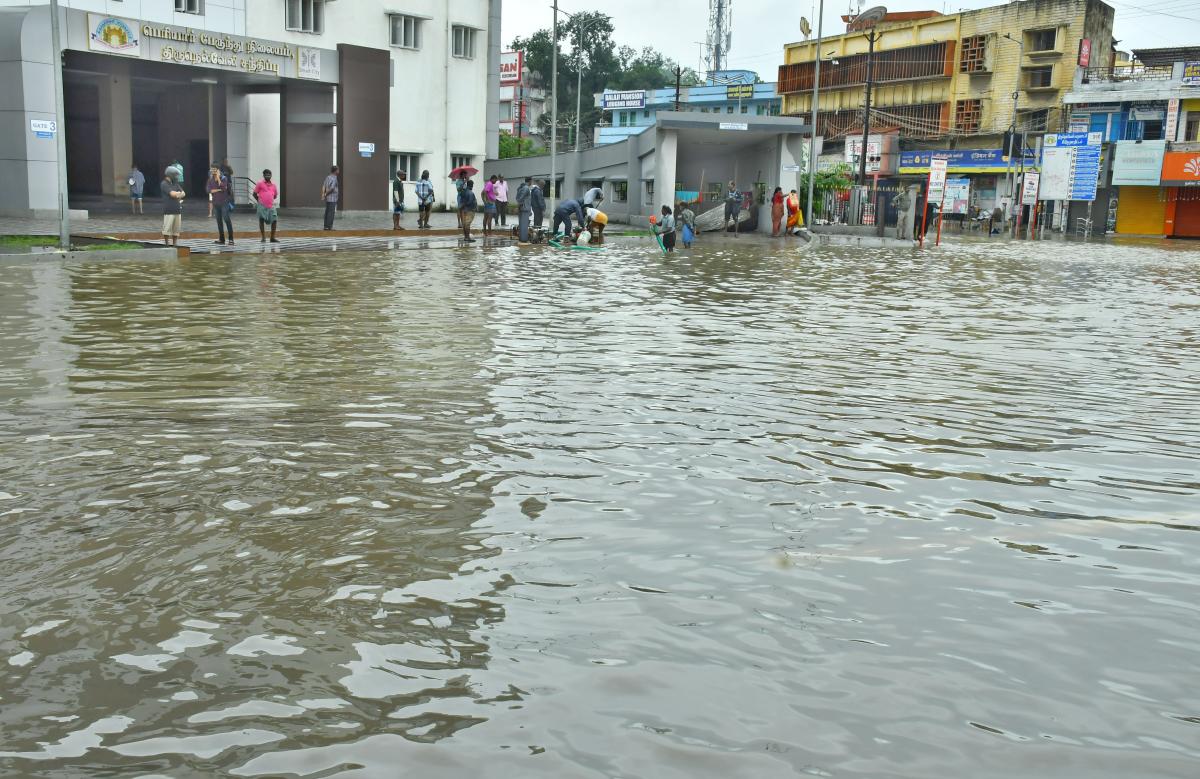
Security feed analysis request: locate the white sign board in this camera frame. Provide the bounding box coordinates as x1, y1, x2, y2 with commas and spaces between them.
30, 119, 57, 138
1039, 147, 1074, 200
298, 47, 322, 80
927, 157, 949, 202
358, 141, 375, 157
1020, 172, 1040, 205
782, 164, 801, 172
1166, 97, 1180, 142
601, 90, 646, 110
500, 50, 523, 84
845, 136, 883, 171
719, 122, 749, 131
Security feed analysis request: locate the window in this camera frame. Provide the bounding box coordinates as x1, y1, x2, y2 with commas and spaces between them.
452, 25, 476, 59
1026, 66, 1053, 89
1018, 109, 1049, 132
390, 153, 419, 181
726, 105, 734, 114
955, 98, 981, 133
612, 181, 628, 202
960, 34, 988, 73
645, 181, 654, 202
618, 111, 630, 127
1186, 115, 1200, 142
740, 105, 749, 114
389, 14, 421, 49
1027, 28, 1057, 52
1141, 120, 1164, 141
643, 110, 650, 118
756, 105, 766, 115
175, 0, 202, 13
286, 0, 324, 34
451, 154, 473, 170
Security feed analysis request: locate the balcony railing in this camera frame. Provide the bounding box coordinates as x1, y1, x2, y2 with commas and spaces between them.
1081, 65, 1174, 83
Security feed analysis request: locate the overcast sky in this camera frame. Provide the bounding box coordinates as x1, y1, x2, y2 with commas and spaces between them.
502, 0, 1200, 79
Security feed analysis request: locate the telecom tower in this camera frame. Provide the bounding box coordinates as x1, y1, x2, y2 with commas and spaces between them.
706, 0, 732, 74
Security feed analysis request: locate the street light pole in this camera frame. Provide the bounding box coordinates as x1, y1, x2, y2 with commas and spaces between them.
857, 29, 877, 187
49, 0, 71, 249
805, 0, 824, 230
549, 0, 559, 215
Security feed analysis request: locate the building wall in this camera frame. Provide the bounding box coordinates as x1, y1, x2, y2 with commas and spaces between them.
0, 0, 246, 35
247, 0, 493, 200
781, 0, 1114, 140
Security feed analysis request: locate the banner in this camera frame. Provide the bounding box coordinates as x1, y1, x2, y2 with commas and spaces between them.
1020, 172, 1040, 205
1161, 151, 1200, 187
944, 178, 971, 214
928, 157, 949, 202
1183, 62, 1200, 87
1112, 140, 1166, 186
899, 148, 1037, 174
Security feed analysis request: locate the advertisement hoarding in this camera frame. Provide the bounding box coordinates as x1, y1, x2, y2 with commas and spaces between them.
1160, 151, 1200, 187
1111, 140, 1166, 186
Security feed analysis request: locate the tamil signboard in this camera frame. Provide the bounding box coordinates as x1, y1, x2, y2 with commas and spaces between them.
1165, 98, 1180, 142
500, 50, 523, 84
73, 11, 337, 82
1183, 62, 1200, 87
1111, 140, 1166, 186
1160, 151, 1200, 187
601, 90, 646, 110
719, 122, 749, 131
899, 148, 1037, 174
726, 84, 754, 99
1040, 132, 1101, 201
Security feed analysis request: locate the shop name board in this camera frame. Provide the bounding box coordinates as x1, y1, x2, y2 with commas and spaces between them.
1161, 151, 1200, 187
726, 84, 754, 99
1183, 62, 1200, 87
602, 91, 646, 110
1111, 140, 1166, 186
899, 148, 1036, 173
500, 50, 523, 85
85, 13, 322, 80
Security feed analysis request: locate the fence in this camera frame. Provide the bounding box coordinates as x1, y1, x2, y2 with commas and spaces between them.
809, 184, 905, 229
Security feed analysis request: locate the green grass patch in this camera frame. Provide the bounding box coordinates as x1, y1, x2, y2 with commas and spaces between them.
0, 235, 146, 252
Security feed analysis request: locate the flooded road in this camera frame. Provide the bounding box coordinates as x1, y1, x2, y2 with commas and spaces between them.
1, 238, 1198, 778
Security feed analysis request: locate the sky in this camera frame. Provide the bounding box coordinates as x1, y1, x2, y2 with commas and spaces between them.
501, 0, 1200, 79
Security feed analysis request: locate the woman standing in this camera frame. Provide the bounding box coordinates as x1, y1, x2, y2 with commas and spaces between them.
770, 186, 785, 237
206, 165, 234, 245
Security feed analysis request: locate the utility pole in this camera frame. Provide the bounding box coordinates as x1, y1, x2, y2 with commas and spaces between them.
49, 0, 70, 249
1002, 32, 1023, 229
674, 66, 682, 111
550, 0, 558, 214
857, 29, 877, 186
805, 0, 824, 230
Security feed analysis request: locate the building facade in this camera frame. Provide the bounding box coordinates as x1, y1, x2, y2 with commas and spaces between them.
594, 70, 781, 146
0, 0, 501, 217
1064, 48, 1200, 237
777, 0, 1114, 219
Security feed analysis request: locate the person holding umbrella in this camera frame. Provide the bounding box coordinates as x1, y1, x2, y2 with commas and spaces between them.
449, 163, 478, 232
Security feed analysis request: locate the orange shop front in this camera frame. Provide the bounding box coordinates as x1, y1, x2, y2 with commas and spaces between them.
1161, 151, 1200, 238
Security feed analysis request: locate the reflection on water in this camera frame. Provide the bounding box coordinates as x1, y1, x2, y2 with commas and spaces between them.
1, 239, 1198, 778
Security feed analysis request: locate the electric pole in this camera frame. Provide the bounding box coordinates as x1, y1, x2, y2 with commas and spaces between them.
49, 0, 71, 249
805, 0, 824, 230
674, 66, 682, 111
857, 29, 877, 186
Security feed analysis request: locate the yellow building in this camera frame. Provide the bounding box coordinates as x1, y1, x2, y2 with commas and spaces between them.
779, 0, 1115, 145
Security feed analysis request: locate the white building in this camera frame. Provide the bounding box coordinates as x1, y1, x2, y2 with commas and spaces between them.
0, 0, 501, 216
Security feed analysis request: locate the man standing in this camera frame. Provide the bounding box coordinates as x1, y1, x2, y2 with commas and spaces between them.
168, 159, 185, 187
128, 165, 144, 215
482, 175, 498, 235
495, 175, 509, 226
582, 186, 604, 209
392, 169, 406, 230
723, 180, 741, 238
515, 176, 533, 242
161, 168, 185, 247
321, 165, 339, 230
552, 197, 585, 238
414, 170, 435, 229
531, 179, 546, 229
457, 179, 478, 242
253, 169, 280, 243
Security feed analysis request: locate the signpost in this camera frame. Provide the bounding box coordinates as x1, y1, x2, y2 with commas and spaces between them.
921, 156, 947, 248
1039, 132, 1101, 202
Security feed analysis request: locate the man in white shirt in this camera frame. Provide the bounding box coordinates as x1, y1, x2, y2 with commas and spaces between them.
583, 187, 604, 208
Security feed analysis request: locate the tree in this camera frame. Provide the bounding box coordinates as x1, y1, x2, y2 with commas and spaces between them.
499, 131, 539, 159
798, 163, 854, 217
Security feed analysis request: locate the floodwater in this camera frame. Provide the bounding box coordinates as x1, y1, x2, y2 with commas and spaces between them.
1, 237, 1198, 778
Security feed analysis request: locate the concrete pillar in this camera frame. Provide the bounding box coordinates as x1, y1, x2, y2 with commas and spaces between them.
484, 0, 502, 160
562, 150, 581, 202
225, 89, 250, 181
625, 136, 642, 222
97, 59, 132, 196
653, 128, 678, 217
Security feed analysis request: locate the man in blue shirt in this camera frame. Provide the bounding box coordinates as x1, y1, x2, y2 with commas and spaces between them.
413, 170, 435, 229
457, 179, 478, 242
552, 197, 586, 238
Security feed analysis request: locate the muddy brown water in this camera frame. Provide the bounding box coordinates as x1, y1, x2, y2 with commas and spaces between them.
1, 238, 1198, 778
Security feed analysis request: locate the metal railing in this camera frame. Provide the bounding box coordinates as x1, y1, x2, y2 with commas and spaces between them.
1081, 65, 1174, 83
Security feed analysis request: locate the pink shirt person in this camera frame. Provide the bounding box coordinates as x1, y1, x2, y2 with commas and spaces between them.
254, 179, 278, 209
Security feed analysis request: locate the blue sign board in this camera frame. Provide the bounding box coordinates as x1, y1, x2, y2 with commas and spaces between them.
899, 148, 1037, 173
1043, 132, 1102, 201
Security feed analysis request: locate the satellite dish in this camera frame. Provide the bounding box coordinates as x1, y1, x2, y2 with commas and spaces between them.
848, 5, 887, 31
800, 17, 812, 38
